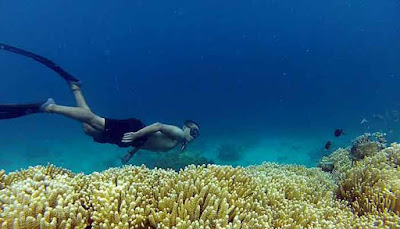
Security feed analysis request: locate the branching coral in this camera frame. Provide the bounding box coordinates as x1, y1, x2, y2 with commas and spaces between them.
337, 143, 400, 227
247, 163, 357, 228
0, 164, 75, 188
151, 165, 270, 228
318, 133, 388, 182
86, 164, 270, 228
2, 141, 400, 228
153, 150, 213, 171
86, 165, 158, 228
0, 170, 5, 190
0, 165, 89, 228
317, 148, 352, 181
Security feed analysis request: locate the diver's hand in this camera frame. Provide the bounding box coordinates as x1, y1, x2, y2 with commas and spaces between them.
122, 132, 138, 143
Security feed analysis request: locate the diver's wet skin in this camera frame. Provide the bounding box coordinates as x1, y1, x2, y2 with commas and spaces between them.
0, 43, 200, 164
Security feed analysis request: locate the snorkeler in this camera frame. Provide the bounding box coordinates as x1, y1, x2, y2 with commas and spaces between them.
0, 43, 200, 164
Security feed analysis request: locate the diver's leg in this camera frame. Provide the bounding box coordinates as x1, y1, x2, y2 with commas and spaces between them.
45, 103, 105, 131
70, 83, 91, 110
68, 83, 103, 136
82, 123, 102, 137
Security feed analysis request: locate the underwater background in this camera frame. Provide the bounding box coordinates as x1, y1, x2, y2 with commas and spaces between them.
0, 0, 399, 173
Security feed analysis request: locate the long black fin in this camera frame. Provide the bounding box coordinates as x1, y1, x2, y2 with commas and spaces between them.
0, 102, 43, 120
0, 43, 80, 83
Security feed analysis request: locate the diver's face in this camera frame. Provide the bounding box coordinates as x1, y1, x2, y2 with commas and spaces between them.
183, 124, 200, 142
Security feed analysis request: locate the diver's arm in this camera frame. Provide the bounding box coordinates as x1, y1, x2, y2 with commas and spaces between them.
122, 123, 160, 143
121, 122, 184, 143
121, 147, 140, 164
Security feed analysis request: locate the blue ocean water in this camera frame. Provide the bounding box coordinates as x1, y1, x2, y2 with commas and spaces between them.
0, 0, 399, 173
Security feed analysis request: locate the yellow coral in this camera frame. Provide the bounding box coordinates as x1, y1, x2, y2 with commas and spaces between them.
0, 165, 89, 229
248, 162, 357, 228
0, 170, 5, 190
152, 165, 269, 228
337, 144, 400, 227
318, 148, 352, 181
2, 142, 400, 228
87, 164, 269, 228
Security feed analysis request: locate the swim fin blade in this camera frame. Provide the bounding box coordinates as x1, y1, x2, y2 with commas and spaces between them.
0, 43, 81, 84
0, 102, 42, 119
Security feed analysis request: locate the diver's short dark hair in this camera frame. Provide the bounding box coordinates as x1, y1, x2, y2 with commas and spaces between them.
184, 120, 199, 128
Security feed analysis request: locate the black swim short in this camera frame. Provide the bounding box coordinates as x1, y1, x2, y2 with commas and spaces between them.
93, 118, 148, 148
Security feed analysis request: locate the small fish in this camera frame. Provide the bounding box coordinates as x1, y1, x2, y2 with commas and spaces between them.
390, 110, 400, 122
324, 141, 332, 150
373, 113, 385, 121
334, 129, 344, 137
360, 118, 368, 124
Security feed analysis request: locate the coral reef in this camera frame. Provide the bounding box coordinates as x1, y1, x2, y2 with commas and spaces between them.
247, 163, 356, 228
317, 148, 352, 181
0, 170, 4, 190
318, 133, 387, 181
153, 150, 214, 171
337, 144, 400, 226
0, 164, 89, 228
2, 138, 400, 228
74, 164, 271, 228
1, 164, 269, 228
350, 132, 386, 160
318, 134, 400, 227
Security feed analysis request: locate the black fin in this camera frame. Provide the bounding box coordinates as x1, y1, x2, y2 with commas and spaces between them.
0, 102, 42, 119
0, 43, 80, 83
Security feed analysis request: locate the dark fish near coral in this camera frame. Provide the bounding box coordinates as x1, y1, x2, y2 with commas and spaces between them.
324, 141, 332, 150
334, 129, 344, 137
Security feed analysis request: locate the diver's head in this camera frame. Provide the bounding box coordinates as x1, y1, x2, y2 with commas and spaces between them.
182, 120, 200, 143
